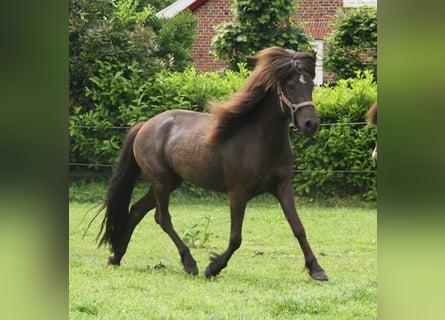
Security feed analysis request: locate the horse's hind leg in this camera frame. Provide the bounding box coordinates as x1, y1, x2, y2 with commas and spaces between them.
109, 187, 156, 265
153, 185, 199, 275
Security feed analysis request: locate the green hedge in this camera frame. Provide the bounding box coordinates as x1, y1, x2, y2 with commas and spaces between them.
292, 71, 377, 200
69, 68, 376, 200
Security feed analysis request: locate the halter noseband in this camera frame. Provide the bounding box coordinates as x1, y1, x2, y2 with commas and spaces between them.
277, 83, 315, 129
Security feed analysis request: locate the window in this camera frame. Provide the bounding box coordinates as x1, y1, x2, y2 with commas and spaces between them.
311, 40, 323, 85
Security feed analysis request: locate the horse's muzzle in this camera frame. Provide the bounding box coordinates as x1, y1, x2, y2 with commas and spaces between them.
296, 117, 320, 137
304, 119, 320, 136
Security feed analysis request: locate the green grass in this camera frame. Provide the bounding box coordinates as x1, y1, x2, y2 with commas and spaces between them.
69, 182, 376, 319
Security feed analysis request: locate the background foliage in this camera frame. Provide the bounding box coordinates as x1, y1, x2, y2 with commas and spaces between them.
69, 64, 249, 168
69, 0, 197, 110
324, 6, 377, 80
69, 0, 377, 200
211, 0, 313, 70
70, 69, 376, 200
292, 72, 377, 200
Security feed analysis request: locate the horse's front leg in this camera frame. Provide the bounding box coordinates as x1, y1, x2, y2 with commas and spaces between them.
272, 178, 328, 281
205, 193, 247, 278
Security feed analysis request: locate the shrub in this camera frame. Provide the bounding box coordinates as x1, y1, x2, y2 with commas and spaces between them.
151, 11, 199, 71
291, 71, 377, 200
212, 0, 313, 70
324, 6, 377, 81
69, 0, 159, 109
69, 0, 198, 110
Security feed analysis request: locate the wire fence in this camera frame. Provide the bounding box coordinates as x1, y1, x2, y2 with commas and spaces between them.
69, 121, 376, 174
71, 122, 368, 130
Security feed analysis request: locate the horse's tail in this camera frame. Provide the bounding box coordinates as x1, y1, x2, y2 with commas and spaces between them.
96, 122, 145, 251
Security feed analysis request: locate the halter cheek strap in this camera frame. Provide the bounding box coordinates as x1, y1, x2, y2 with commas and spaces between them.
277, 84, 315, 128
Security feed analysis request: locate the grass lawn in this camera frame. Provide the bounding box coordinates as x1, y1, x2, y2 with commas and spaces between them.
69, 183, 376, 319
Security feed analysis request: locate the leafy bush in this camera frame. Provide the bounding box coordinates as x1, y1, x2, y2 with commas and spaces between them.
291, 71, 377, 200
69, 0, 198, 110
324, 6, 377, 80
151, 11, 199, 71
70, 0, 157, 109
212, 0, 312, 70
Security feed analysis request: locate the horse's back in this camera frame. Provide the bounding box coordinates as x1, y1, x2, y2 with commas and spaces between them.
133, 109, 212, 160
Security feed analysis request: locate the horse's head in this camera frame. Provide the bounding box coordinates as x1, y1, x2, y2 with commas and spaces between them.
259, 49, 319, 137
278, 67, 320, 137
249, 47, 320, 136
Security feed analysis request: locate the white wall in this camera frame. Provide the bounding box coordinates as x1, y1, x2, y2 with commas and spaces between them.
343, 0, 377, 7
311, 40, 324, 85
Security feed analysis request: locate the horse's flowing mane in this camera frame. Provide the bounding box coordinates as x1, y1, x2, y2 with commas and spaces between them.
206, 46, 316, 145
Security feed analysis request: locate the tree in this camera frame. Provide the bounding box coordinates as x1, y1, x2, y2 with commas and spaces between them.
69, 0, 198, 110
212, 0, 313, 70
324, 6, 377, 80
151, 10, 199, 71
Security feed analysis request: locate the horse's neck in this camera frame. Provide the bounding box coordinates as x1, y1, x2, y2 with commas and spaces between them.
243, 92, 294, 166
255, 92, 291, 139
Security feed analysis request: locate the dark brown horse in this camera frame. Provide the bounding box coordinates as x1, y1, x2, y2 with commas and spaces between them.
97, 46, 328, 281
367, 103, 377, 163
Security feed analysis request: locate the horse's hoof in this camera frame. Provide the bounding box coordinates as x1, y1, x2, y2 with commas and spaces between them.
107, 256, 120, 266
205, 267, 214, 278
310, 270, 328, 281
184, 264, 199, 275
205, 262, 222, 278
205, 265, 215, 278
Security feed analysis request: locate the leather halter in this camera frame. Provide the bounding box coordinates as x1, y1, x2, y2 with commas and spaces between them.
277, 84, 315, 129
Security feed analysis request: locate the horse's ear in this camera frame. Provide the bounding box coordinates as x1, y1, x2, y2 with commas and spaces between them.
311, 50, 317, 59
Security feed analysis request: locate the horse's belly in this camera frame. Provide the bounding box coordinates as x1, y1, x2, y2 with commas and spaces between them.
170, 149, 227, 193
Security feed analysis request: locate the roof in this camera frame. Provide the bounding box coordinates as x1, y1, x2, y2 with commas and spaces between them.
188, 0, 210, 11
155, 0, 210, 18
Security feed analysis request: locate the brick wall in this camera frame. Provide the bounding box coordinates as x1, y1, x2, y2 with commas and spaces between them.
190, 0, 233, 72
296, 0, 342, 39
190, 0, 343, 75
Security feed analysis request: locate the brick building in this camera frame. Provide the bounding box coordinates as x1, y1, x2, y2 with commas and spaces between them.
157, 0, 376, 84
